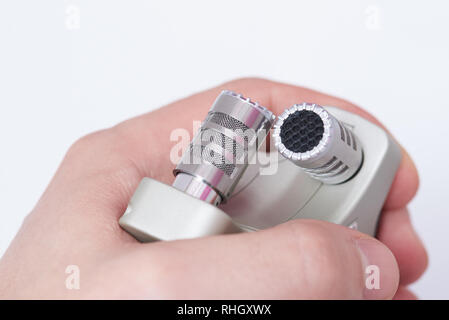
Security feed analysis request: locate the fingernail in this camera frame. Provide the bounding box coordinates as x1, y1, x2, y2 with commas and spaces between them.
355, 238, 399, 299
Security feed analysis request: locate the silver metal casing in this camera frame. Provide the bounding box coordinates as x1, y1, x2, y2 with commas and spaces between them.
273, 103, 363, 184
222, 106, 401, 236
173, 90, 275, 204
119, 105, 401, 241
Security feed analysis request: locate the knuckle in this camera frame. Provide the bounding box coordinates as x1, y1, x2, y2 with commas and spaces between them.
282, 220, 335, 252
66, 129, 114, 160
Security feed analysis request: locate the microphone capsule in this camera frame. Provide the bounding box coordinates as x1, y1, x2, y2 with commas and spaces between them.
173, 90, 275, 205
273, 103, 363, 184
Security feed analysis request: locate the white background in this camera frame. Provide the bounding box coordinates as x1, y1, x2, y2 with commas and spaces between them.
0, 0, 448, 299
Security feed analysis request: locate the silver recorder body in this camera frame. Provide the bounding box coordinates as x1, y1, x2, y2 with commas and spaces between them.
119, 94, 401, 242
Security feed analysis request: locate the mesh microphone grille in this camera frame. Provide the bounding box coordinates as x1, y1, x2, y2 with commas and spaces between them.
207, 112, 250, 132
174, 90, 275, 203
188, 111, 251, 176
274, 103, 363, 185
201, 128, 246, 158
189, 144, 236, 176
279, 110, 324, 153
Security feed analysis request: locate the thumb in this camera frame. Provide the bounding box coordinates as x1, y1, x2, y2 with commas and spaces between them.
119, 220, 399, 299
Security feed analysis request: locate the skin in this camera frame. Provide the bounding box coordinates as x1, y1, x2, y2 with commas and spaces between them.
0, 78, 427, 299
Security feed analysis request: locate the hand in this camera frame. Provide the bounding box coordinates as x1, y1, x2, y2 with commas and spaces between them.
0, 78, 427, 299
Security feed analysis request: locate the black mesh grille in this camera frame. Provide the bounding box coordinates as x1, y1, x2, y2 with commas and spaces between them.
280, 110, 324, 153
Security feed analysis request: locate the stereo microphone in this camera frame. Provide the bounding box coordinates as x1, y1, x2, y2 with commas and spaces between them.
273, 103, 363, 184
172, 90, 275, 205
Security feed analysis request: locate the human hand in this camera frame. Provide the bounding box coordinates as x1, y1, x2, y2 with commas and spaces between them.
0, 78, 427, 299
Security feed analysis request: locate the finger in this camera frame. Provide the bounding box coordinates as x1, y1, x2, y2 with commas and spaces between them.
383, 150, 419, 211
377, 207, 428, 285
393, 286, 418, 300
55, 78, 418, 216
99, 220, 399, 299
